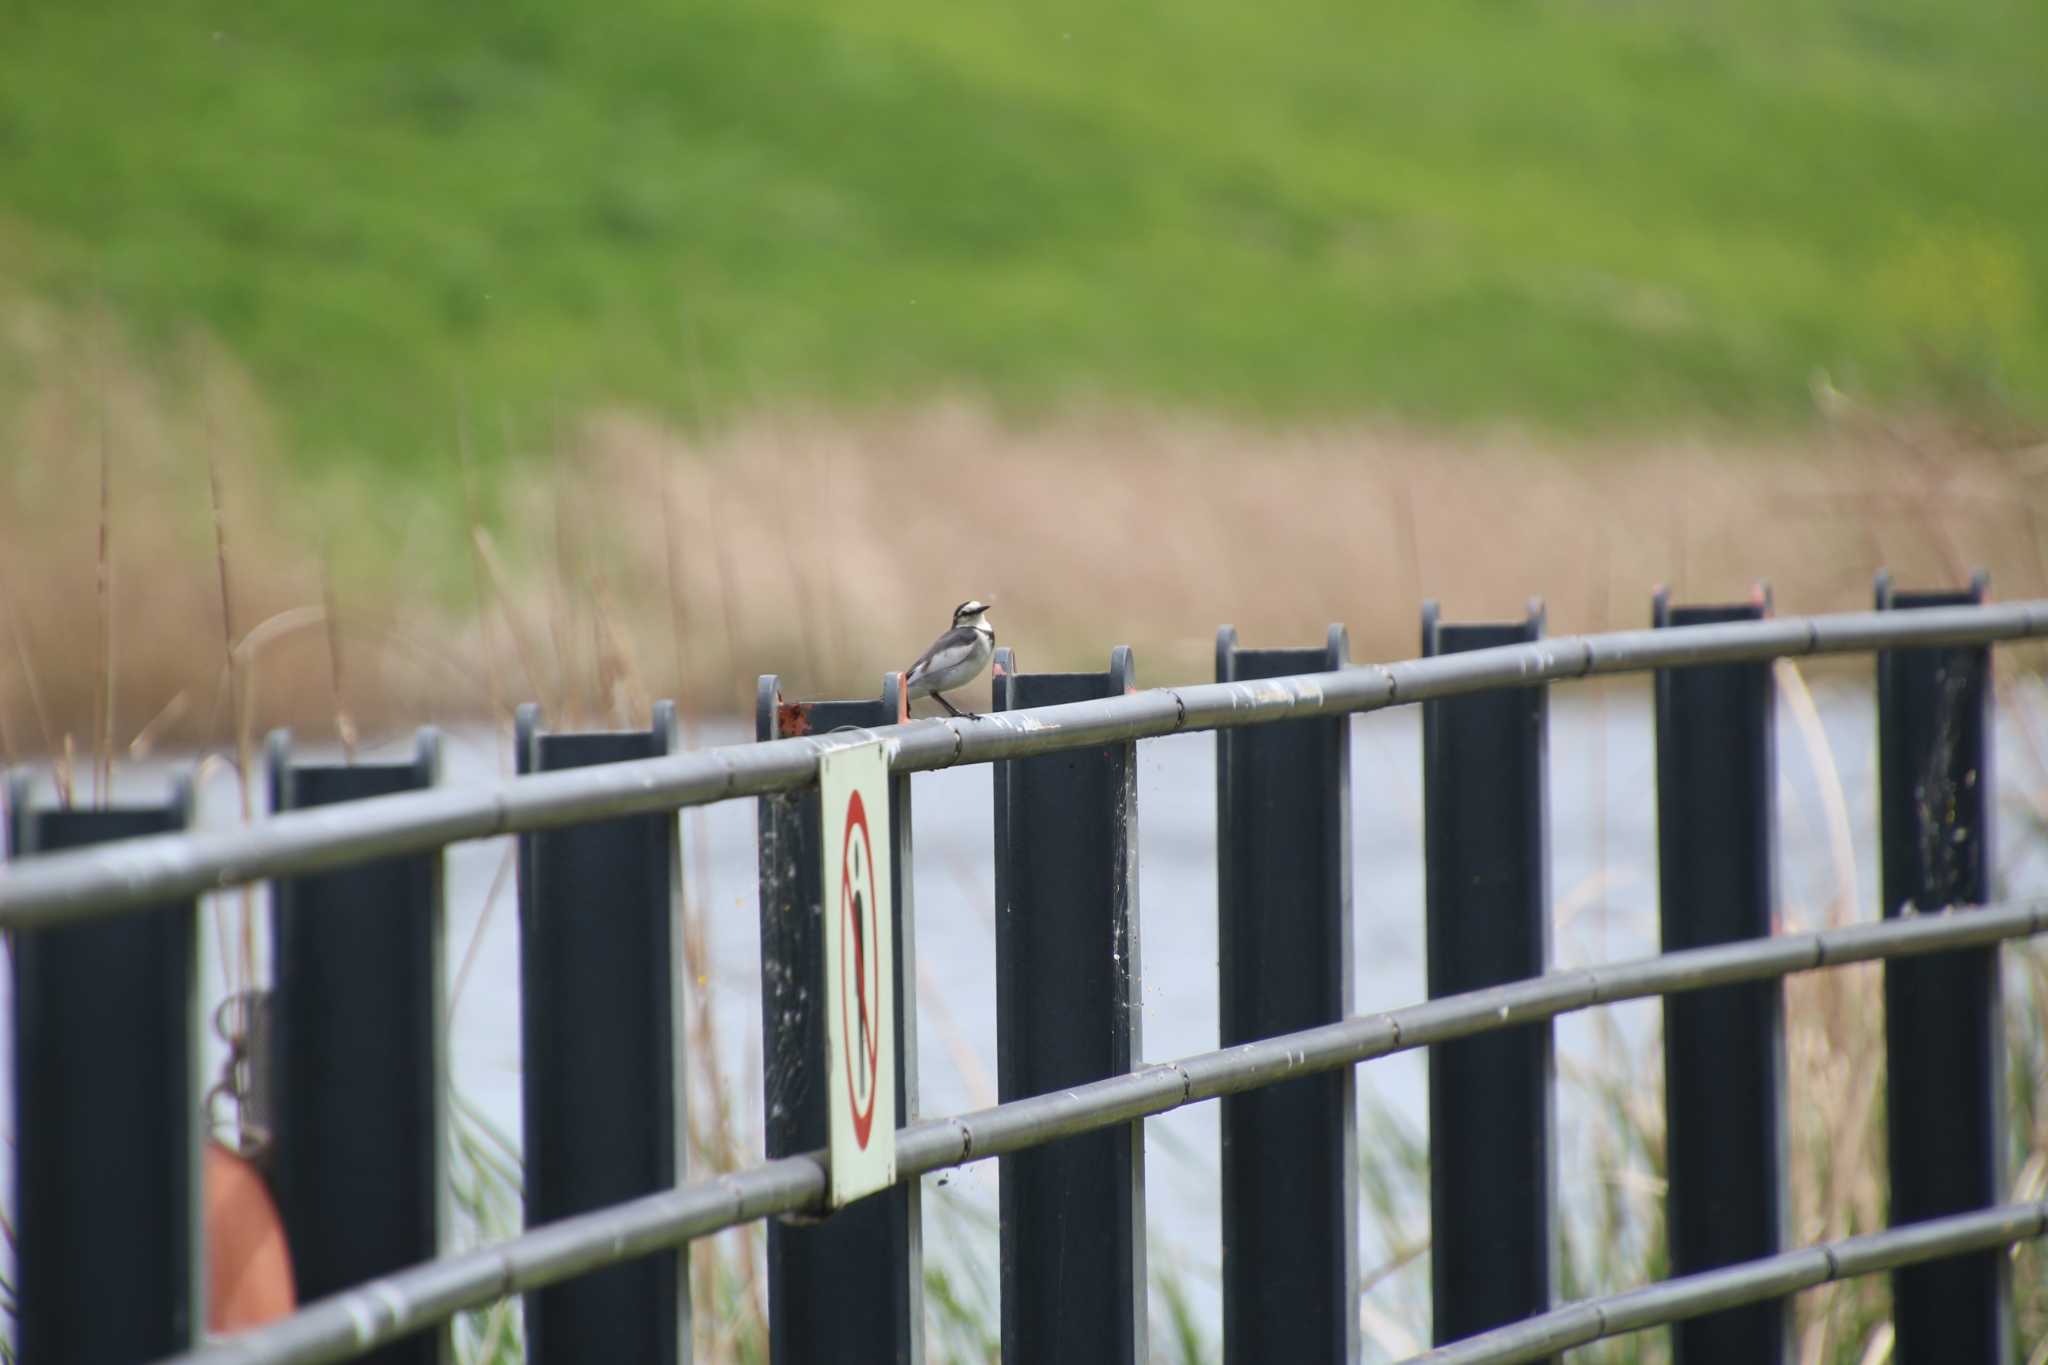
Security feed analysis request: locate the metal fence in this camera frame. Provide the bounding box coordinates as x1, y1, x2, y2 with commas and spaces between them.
3, 575, 2046, 1365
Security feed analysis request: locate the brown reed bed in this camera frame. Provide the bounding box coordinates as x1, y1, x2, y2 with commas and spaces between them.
4, 298, 2048, 756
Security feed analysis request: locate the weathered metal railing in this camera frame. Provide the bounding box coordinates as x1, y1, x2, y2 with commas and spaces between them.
1, 577, 2043, 1365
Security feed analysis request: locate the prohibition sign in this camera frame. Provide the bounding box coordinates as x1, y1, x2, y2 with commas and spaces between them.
838, 790, 882, 1148
819, 738, 895, 1205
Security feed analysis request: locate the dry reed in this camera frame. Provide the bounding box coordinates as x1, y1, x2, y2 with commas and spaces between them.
4, 296, 2048, 749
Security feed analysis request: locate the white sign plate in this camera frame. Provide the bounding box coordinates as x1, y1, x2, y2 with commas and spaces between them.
820, 740, 897, 1206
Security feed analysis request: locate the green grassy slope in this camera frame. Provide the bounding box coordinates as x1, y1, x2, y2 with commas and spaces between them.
1, 0, 2043, 460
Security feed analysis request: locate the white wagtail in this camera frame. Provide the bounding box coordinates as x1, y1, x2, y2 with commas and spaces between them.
904, 599, 995, 719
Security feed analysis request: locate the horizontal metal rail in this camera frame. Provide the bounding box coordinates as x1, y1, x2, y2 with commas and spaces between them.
1398, 1201, 2048, 1365
4, 600, 2043, 932
169, 897, 2048, 1365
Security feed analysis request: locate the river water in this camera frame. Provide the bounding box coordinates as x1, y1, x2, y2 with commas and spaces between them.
8, 673, 2048, 1356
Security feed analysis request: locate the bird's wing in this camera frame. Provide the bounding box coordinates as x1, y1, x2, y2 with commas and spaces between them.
906, 626, 980, 681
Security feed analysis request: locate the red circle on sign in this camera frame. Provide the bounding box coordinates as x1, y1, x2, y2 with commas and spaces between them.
838, 791, 882, 1148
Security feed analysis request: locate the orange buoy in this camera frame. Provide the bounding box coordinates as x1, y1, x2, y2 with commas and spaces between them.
203, 1141, 297, 1332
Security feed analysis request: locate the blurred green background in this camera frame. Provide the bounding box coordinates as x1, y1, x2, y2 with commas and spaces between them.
3, 0, 2044, 465
3, 0, 2046, 741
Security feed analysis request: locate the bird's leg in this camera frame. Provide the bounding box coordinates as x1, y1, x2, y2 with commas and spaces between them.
934, 692, 965, 719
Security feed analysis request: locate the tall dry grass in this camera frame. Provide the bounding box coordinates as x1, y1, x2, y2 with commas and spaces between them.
4, 299, 2048, 754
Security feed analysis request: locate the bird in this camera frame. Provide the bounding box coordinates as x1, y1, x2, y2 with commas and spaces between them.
904, 599, 996, 719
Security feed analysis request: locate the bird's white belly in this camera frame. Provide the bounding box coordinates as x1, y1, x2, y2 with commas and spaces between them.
909, 635, 992, 695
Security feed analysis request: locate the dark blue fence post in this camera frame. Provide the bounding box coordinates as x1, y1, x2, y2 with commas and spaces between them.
266, 730, 447, 1365
515, 703, 687, 1365
993, 646, 1145, 1364
1215, 625, 1357, 1365
1422, 600, 1554, 1352
756, 675, 922, 1365
1652, 588, 1787, 1363
1875, 569, 2007, 1363
6, 773, 199, 1362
